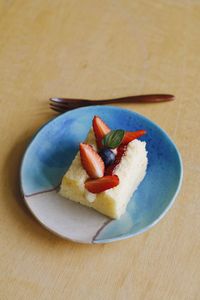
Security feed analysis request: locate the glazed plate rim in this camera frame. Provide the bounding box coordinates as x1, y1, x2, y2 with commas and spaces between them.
20, 105, 183, 244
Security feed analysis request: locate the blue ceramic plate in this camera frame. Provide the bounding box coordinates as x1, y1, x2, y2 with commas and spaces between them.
20, 106, 183, 243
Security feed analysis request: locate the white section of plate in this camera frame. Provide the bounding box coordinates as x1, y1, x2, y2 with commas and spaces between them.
25, 190, 110, 243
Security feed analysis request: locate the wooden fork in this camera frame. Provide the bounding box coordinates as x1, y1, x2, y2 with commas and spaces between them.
49, 94, 174, 113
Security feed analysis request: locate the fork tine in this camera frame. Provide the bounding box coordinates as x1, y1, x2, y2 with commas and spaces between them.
49, 99, 71, 106
50, 98, 83, 105
49, 98, 81, 109
49, 103, 76, 113
49, 101, 77, 109
49, 98, 92, 109
49, 97, 93, 109
50, 106, 63, 113
50, 97, 68, 104
49, 104, 68, 113
50, 97, 87, 104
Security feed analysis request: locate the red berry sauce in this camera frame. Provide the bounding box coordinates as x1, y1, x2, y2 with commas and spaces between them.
105, 144, 127, 175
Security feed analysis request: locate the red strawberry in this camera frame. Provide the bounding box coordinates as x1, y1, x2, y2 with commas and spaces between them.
92, 116, 110, 148
80, 143, 105, 178
85, 175, 119, 193
122, 130, 146, 144
105, 144, 127, 175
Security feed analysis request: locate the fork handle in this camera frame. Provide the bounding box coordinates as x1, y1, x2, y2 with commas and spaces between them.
89, 94, 174, 104
51, 94, 174, 105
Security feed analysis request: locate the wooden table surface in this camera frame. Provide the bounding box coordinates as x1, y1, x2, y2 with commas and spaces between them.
0, 1, 200, 299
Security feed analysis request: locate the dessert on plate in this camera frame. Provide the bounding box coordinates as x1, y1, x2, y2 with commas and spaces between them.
60, 116, 148, 219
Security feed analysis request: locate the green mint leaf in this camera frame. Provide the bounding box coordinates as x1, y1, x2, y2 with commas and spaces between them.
102, 130, 125, 149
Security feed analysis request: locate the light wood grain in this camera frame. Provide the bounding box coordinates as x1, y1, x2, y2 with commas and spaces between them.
0, 1, 200, 299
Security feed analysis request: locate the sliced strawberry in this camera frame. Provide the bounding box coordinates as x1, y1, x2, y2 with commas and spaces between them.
80, 143, 105, 178
92, 116, 110, 148
122, 130, 146, 144
105, 144, 127, 175
85, 175, 119, 193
